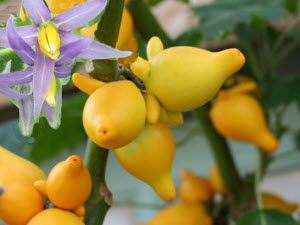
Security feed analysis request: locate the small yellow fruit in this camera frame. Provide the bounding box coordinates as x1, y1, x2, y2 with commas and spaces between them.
114, 121, 176, 201
209, 92, 279, 153
0, 146, 46, 186
137, 203, 212, 225
131, 36, 245, 124
224, 75, 260, 96
34, 155, 91, 211
262, 192, 299, 214
179, 169, 214, 203
209, 162, 225, 194
27, 208, 85, 225
82, 80, 146, 149
0, 182, 44, 225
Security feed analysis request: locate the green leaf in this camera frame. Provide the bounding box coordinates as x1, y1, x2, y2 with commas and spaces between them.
28, 94, 88, 163
0, 48, 25, 72
192, 0, 287, 38
264, 77, 300, 108
237, 209, 300, 225
284, 0, 299, 14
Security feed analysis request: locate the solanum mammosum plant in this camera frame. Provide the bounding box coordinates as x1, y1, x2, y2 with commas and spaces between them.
0, 0, 300, 224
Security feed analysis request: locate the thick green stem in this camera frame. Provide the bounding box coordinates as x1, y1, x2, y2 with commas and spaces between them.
128, 0, 172, 47
84, 139, 111, 225
193, 104, 242, 194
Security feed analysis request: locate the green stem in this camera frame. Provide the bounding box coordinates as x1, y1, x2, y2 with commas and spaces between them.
193, 104, 242, 194
84, 139, 111, 225
128, 0, 172, 47
118, 64, 145, 89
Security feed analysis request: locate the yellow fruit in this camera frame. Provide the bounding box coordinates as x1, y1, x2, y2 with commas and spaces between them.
209, 92, 279, 153
0, 146, 46, 186
27, 208, 85, 225
46, 0, 85, 14
224, 75, 260, 96
262, 192, 299, 214
137, 203, 212, 225
209, 162, 225, 193
81, 79, 146, 149
114, 121, 176, 201
0, 182, 44, 225
34, 155, 91, 211
179, 169, 214, 203
130, 36, 245, 124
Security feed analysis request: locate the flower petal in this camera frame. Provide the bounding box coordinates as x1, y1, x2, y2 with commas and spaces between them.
33, 47, 55, 118
0, 86, 28, 99
56, 37, 94, 66
0, 67, 33, 85
54, 62, 75, 78
78, 40, 132, 59
7, 17, 35, 65
22, 0, 51, 25
59, 31, 81, 45
0, 28, 10, 48
53, 0, 106, 31
16, 25, 38, 46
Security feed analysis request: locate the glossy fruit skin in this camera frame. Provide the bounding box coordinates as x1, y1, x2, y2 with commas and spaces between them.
179, 169, 214, 203
0, 146, 46, 186
83, 80, 146, 149
209, 92, 279, 153
27, 208, 85, 225
114, 121, 176, 201
34, 155, 92, 210
262, 192, 299, 214
131, 37, 245, 124
209, 162, 225, 193
0, 182, 44, 225
137, 203, 212, 225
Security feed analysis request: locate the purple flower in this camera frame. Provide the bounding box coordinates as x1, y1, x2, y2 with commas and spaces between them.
0, 0, 131, 136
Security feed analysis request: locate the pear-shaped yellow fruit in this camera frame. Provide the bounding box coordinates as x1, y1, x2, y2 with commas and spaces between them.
79, 77, 146, 149
262, 192, 299, 214
114, 121, 176, 201
0, 182, 44, 225
179, 169, 214, 204
136, 203, 212, 225
27, 208, 85, 225
209, 92, 279, 153
34, 155, 91, 214
0, 146, 46, 186
130, 36, 245, 124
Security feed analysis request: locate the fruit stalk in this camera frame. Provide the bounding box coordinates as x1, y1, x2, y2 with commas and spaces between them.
193, 104, 242, 195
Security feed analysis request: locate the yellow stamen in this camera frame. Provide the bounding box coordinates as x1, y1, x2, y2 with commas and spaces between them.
46, 75, 57, 107
38, 25, 61, 60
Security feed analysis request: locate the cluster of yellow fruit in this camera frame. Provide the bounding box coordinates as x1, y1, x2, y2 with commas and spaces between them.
0, 146, 91, 225
73, 35, 245, 202
209, 75, 279, 153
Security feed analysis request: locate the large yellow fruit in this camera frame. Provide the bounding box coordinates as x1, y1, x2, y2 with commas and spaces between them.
0, 182, 44, 225
27, 208, 85, 225
179, 169, 214, 204
131, 36, 245, 124
136, 203, 212, 225
114, 121, 176, 201
34, 155, 91, 212
262, 192, 299, 214
209, 92, 279, 153
0, 146, 46, 186
81, 79, 146, 149
46, 0, 85, 14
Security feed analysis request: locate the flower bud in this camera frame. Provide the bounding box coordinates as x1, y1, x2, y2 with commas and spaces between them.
38, 25, 61, 60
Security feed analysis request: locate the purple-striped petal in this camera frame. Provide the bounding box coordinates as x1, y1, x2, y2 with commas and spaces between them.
22, 0, 51, 25
0, 28, 10, 48
16, 25, 38, 46
7, 17, 35, 65
59, 31, 81, 45
0, 67, 33, 85
0, 86, 28, 99
56, 37, 94, 66
33, 47, 55, 118
54, 63, 75, 78
78, 40, 132, 59
53, 0, 106, 31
